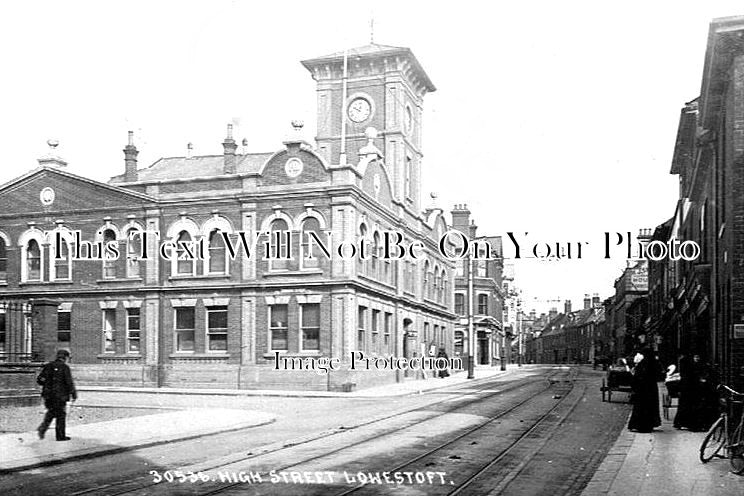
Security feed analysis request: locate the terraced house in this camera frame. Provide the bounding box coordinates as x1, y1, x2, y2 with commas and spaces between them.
0, 43, 456, 391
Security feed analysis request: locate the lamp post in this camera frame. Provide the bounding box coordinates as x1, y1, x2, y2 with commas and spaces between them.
467, 245, 475, 379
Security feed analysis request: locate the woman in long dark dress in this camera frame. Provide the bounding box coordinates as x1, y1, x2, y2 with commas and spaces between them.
628, 349, 661, 433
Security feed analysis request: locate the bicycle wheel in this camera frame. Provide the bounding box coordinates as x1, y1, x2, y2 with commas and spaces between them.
700, 416, 725, 463
730, 421, 744, 475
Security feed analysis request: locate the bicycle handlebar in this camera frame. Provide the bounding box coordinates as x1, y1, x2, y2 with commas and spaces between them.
717, 384, 744, 398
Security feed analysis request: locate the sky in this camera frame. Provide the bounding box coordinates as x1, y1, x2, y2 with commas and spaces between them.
1, 1, 741, 314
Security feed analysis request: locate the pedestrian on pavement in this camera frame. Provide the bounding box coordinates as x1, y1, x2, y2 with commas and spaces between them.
436, 347, 450, 378
675, 353, 717, 431
628, 348, 661, 433
36, 349, 77, 441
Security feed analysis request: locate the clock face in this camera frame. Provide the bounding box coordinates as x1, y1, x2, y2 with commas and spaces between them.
348, 98, 371, 123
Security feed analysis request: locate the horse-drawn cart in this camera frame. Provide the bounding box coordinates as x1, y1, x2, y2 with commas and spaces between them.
601, 368, 633, 402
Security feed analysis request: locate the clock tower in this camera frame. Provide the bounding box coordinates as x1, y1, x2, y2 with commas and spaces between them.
301, 44, 436, 213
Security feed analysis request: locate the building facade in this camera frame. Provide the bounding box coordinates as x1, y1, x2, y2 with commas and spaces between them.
450, 205, 506, 368
646, 16, 744, 390
0, 43, 457, 391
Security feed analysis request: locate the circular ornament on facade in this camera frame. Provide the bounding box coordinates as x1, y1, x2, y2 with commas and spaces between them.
285, 157, 304, 178
40, 187, 55, 206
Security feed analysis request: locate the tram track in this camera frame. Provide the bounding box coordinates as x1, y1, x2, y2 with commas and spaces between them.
67, 367, 559, 496
191, 367, 578, 496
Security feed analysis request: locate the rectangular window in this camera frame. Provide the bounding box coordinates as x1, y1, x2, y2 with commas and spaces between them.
384, 312, 392, 349
206, 306, 228, 351
371, 310, 380, 351
455, 294, 465, 315
358, 306, 367, 350
269, 304, 288, 351
126, 308, 141, 353
58, 311, 71, 344
477, 260, 487, 278
175, 307, 195, 352
478, 295, 488, 315
301, 303, 320, 351
424, 322, 430, 347
102, 309, 116, 353
0, 312, 5, 353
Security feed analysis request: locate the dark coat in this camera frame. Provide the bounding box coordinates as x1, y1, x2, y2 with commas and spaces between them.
628, 356, 661, 432
37, 359, 77, 403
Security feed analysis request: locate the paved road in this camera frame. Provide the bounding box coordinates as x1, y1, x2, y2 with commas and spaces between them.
1, 366, 630, 495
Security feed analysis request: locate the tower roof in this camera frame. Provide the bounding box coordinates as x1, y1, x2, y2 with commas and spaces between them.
301, 43, 436, 92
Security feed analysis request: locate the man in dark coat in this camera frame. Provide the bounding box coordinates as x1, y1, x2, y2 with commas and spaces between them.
37, 349, 77, 441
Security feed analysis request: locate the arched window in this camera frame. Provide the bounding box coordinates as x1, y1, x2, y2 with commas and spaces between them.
27, 239, 42, 281
434, 266, 441, 302
357, 223, 367, 275
0, 236, 7, 281
478, 294, 489, 315
102, 229, 117, 279
176, 230, 195, 275
53, 237, 71, 280
126, 227, 141, 278
207, 229, 227, 274
423, 260, 430, 299
300, 217, 322, 270
370, 231, 381, 279
269, 219, 289, 271
441, 270, 448, 304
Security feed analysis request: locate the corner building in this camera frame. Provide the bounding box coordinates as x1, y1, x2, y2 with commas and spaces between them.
0, 43, 455, 391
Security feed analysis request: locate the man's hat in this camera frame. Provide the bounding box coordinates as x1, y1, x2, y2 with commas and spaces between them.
56, 349, 70, 358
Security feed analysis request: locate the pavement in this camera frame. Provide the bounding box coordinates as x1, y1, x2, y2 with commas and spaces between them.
581, 389, 744, 496
0, 364, 519, 473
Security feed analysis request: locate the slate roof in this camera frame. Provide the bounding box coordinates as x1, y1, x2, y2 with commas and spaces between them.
109, 153, 273, 183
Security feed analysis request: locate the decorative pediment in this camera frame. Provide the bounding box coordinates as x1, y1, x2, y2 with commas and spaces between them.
0, 167, 154, 215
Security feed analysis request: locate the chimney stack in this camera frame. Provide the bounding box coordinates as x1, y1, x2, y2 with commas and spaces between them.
468, 219, 478, 239
583, 293, 591, 310
564, 300, 572, 314
450, 204, 471, 233
549, 307, 558, 320
223, 124, 237, 174
592, 293, 600, 308
123, 131, 138, 182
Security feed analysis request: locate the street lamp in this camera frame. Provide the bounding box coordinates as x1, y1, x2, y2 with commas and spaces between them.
467, 247, 475, 379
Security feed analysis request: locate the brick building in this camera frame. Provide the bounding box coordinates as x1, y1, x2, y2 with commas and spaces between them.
647, 16, 744, 390
449, 205, 506, 368
0, 43, 457, 391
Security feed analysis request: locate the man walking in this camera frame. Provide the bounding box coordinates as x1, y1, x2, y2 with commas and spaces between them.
36, 349, 77, 441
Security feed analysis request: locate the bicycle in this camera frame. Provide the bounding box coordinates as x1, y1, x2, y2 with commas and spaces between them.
699, 384, 744, 474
